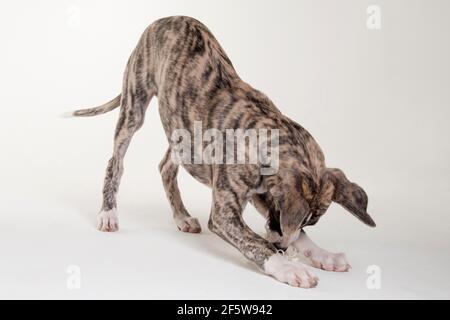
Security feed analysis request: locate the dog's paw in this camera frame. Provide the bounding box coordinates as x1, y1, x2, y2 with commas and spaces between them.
264, 254, 319, 288
176, 217, 201, 233
303, 250, 351, 272
97, 209, 119, 232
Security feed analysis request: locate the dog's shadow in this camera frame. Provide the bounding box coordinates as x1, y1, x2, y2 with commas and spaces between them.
135, 206, 259, 274
174, 229, 259, 274
65, 196, 258, 274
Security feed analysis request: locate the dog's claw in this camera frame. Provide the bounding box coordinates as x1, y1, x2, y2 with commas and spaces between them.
264, 254, 319, 288
307, 251, 351, 272
176, 217, 201, 233
97, 209, 119, 232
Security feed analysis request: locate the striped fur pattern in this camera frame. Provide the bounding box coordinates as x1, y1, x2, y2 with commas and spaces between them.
73, 16, 375, 287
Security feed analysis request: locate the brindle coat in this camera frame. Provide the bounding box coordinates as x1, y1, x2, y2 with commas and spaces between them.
72, 16, 375, 287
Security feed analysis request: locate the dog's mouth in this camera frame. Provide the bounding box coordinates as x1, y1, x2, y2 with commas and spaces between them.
274, 242, 287, 251
270, 228, 301, 250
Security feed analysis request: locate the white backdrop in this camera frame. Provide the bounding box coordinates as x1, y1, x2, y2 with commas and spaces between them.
0, 0, 449, 299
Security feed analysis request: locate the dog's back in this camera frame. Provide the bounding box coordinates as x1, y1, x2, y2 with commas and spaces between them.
144, 17, 277, 134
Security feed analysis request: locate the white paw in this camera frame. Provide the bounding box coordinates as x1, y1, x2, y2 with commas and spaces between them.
264, 254, 319, 288
175, 217, 201, 233
97, 209, 119, 232
303, 249, 351, 272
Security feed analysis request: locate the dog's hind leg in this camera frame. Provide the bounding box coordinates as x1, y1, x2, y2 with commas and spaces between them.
97, 62, 155, 232
159, 149, 201, 233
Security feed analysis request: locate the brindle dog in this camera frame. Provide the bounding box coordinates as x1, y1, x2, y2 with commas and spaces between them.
72, 16, 375, 288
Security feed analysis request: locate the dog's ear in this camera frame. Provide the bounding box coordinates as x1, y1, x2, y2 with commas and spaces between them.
325, 168, 376, 227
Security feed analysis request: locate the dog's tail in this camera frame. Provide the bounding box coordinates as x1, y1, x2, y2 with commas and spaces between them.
69, 94, 121, 117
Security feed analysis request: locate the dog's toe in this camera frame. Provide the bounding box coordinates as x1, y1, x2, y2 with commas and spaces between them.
264, 254, 319, 288
308, 251, 350, 272
176, 217, 201, 233
97, 209, 119, 232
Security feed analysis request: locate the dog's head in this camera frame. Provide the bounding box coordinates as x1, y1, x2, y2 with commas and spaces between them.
263, 168, 375, 249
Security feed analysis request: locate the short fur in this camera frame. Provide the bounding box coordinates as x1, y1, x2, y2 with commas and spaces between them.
72, 16, 375, 287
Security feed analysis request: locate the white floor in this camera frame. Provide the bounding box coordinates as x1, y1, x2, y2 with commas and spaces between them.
1, 145, 449, 299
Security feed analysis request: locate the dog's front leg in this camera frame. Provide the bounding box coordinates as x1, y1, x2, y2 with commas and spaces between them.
290, 230, 351, 272
209, 186, 318, 288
